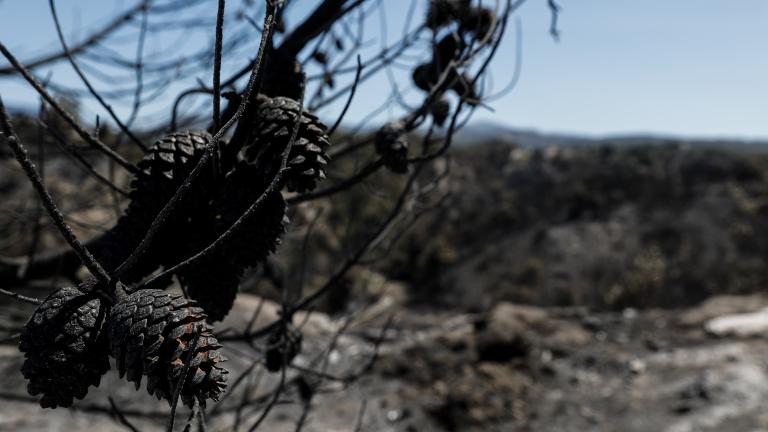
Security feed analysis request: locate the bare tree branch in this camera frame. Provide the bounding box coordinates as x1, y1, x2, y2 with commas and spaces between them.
0, 97, 111, 286
0, 43, 139, 175
0, 0, 151, 76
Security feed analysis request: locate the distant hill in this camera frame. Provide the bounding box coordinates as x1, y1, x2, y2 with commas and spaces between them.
454, 122, 768, 152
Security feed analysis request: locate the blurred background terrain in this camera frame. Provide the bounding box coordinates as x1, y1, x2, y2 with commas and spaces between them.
4, 115, 768, 431
2, 0, 768, 431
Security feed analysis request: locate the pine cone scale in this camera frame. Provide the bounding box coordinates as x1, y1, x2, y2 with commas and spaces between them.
108, 289, 227, 407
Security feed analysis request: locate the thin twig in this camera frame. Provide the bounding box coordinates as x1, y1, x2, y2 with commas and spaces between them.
109, 397, 142, 432
0, 288, 41, 305
40, 119, 130, 197
212, 0, 226, 131
548, 0, 561, 41
352, 400, 368, 432
294, 168, 420, 312
327, 55, 362, 136
183, 398, 199, 432
24, 98, 48, 274
0, 0, 151, 76
287, 159, 384, 205
49, 0, 148, 152
222, 166, 422, 343
206, 360, 259, 418
233, 366, 264, 430
211, 0, 226, 176
246, 359, 287, 432
0, 97, 111, 285
197, 403, 208, 432
167, 333, 201, 432
0, 390, 168, 417
0, 43, 138, 174
296, 207, 324, 304
123, 4, 150, 134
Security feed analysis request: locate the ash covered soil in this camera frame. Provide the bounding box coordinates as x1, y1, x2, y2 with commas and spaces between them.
2, 293, 768, 431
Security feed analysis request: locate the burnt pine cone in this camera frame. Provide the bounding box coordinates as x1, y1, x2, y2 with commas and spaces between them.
108, 289, 227, 407
19, 280, 110, 408
375, 122, 409, 174
212, 168, 289, 264
426, 0, 470, 29
265, 322, 303, 372
434, 34, 465, 70
177, 263, 241, 324
104, 129, 289, 322
427, 2, 494, 38
179, 181, 288, 322
100, 130, 216, 283
243, 95, 331, 193
412, 62, 479, 105
459, 7, 496, 39
431, 97, 451, 126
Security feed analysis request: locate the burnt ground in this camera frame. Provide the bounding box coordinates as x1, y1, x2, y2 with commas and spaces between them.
1, 293, 768, 431
3, 132, 768, 431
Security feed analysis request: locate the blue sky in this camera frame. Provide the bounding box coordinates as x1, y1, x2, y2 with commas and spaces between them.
1, 0, 767, 140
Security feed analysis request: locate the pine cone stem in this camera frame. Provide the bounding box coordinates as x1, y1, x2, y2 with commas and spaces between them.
166, 332, 200, 431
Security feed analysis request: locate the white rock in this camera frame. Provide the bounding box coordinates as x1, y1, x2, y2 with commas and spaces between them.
704, 307, 768, 338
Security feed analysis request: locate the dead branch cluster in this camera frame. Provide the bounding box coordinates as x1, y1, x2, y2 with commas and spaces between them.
0, 0, 531, 430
